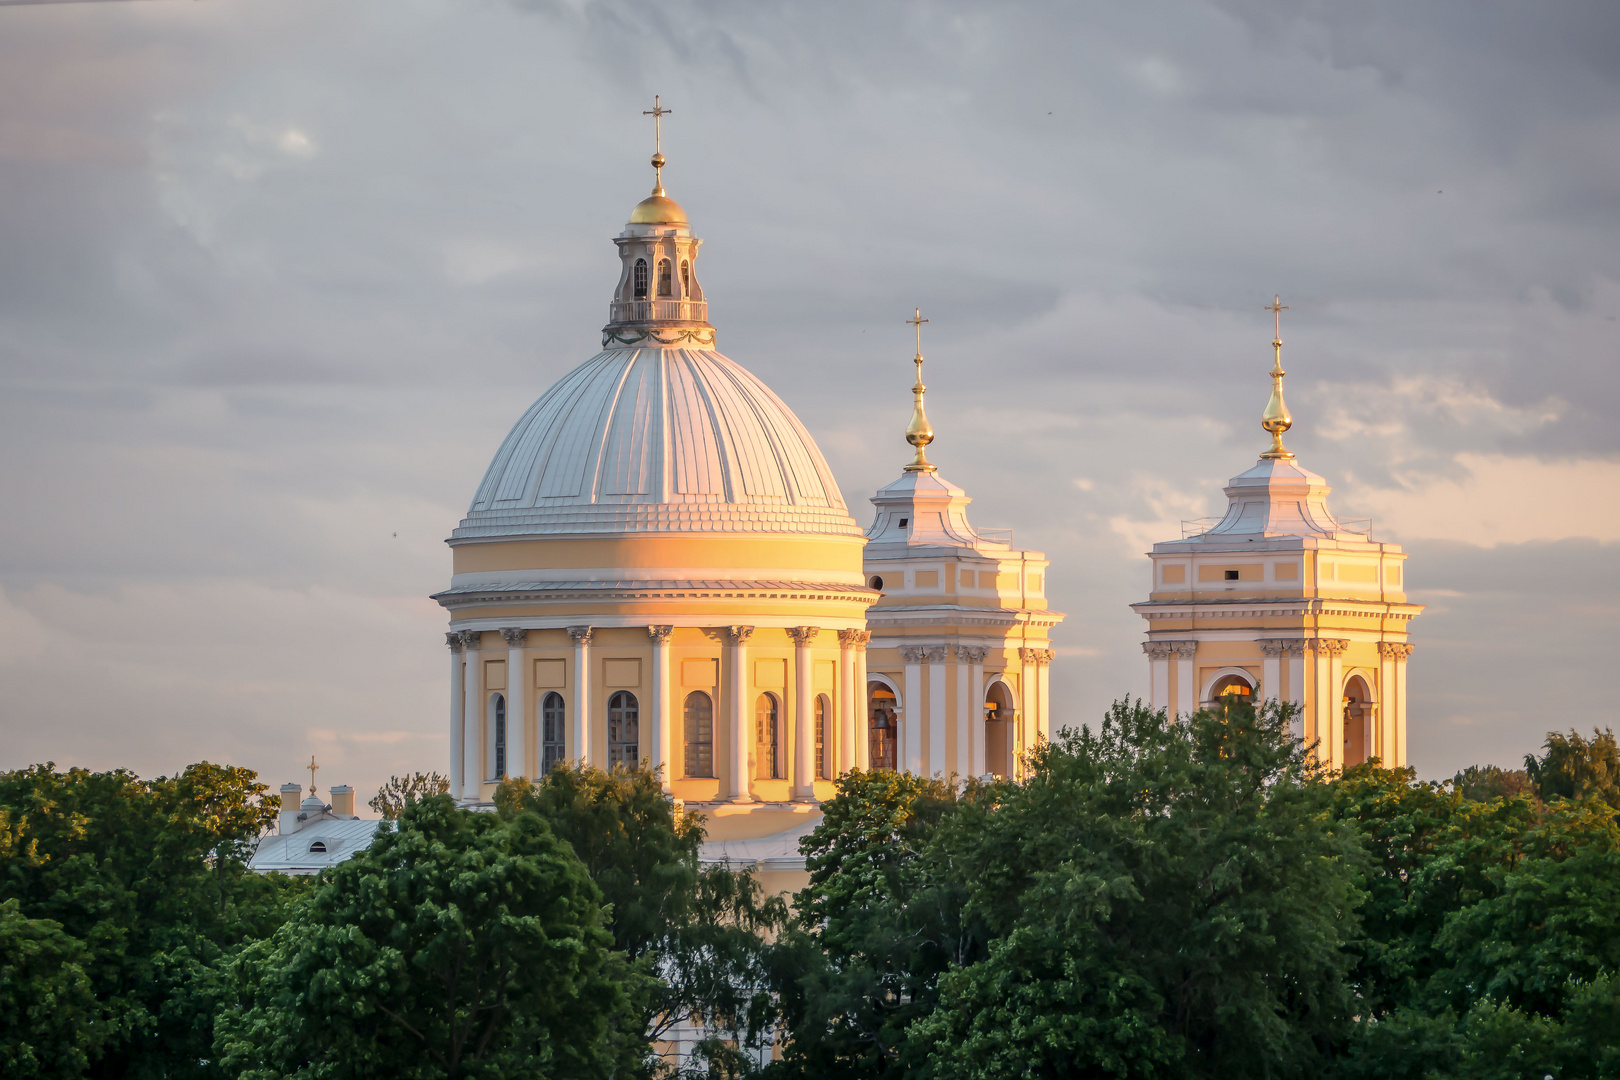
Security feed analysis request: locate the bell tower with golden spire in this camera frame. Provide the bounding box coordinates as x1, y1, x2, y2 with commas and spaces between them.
1131, 297, 1423, 770
603, 95, 715, 349
861, 309, 1063, 783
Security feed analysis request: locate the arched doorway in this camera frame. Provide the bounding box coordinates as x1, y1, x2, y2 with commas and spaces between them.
1343, 675, 1373, 766
984, 680, 1016, 778
867, 683, 898, 770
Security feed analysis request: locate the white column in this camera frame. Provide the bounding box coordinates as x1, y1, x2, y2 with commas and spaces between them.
1260, 640, 1284, 704
1395, 644, 1412, 768
649, 626, 674, 791
1144, 642, 1171, 711
964, 647, 987, 777
789, 627, 818, 799
1037, 649, 1053, 743
1325, 639, 1347, 771
927, 646, 949, 778
955, 653, 971, 779
1019, 648, 1038, 777
568, 625, 593, 766
837, 630, 857, 774
852, 633, 870, 771
461, 630, 483, 796
902, 647, 925, 774
726, 626, 755, 802
448, 633, 465, 801
500, 628, 528, 779
1174, 642, 1196, 717
1377, 642, 1396, 765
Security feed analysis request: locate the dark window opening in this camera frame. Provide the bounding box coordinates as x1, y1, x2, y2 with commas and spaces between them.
633, 258, 648, 299
684, 691, 714, 778
680, 259, 690, 295
492, 693, 507, 779
869, 575, 883, 590
756, 693, 782, 780
608, 691, 639, 769
308, 841, 327, 854
899, 517, 909, 527
541, 692, 566, 774
1224, 570, 1240, 581
657, 258, 673, 297
815, 694, 830, 780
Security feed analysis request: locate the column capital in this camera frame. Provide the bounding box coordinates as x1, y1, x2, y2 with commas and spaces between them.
837, 628, 865, 647
446, 631, 464, 654
925, 645, 950, 664
1378, 641, 1414, 660
1319, 638, 1350, 657
959, 645, 989, 664
901, 646, 928, 664
1170, 641, 1198, 660
499, 627, 528, 648
1257, 638, 1295, 658
725, 625, 755, 645
1143, 641, 1174, 661
788, 626, 821, 646
567, 625, 594, 646
647, 624, 674, 644
1031, 648, 1055, 667
459, 629, 483, 651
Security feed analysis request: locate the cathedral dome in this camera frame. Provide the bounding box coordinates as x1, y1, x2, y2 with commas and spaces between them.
453, 347, 860, 540
629, 193, 688, 225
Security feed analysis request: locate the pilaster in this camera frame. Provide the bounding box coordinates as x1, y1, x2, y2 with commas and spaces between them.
649, 625, 674, 791
726, 626, 756, 802
567, 625, 594, 766
500, 627, 529, 779
447, 632, 465, 801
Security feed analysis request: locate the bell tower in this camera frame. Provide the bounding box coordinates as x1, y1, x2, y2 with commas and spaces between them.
1130, 299, 1423, 769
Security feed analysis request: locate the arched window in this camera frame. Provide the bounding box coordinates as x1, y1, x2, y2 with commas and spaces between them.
608, 690, 639, 770
541, 691, 566, 774
984, 681, 1015, 778
868, 575, 884, 590
633, 258, 648, 299
868, 684, 897, 771
815, 694, 831, 780
1207, 674, 1254, 707
308, 841, 327, 854
657, 258, 673, 297
755, 693, 782, 780
684, 691, 714, 778
1343, 675, 1373, 766
489, 693, 507, 779
680, 259, 690, 296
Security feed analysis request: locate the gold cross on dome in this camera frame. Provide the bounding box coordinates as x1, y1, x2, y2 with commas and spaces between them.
307, 755, 319, 794
906, 307, 929, 357
1265, 295, 1289, 340
643, 95, 672, 156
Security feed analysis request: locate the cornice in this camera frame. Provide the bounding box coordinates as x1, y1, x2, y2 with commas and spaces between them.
433, 580, 880, 610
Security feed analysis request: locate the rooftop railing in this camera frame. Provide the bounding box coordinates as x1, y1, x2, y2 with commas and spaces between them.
609, 299, 709, 323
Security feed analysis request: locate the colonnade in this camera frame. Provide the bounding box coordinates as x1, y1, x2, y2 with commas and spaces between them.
447, 625, 871, 803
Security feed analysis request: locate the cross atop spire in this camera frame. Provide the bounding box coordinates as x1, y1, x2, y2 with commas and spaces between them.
307, 755, 319, 795
906, 307, 929, 359
1259, 295, 1294, 459
903, 308, 936, 473
643, 95, 672, 195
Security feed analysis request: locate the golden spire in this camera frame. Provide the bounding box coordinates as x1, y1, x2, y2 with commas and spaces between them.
1260, 295, 1294, 459
903, 308, 936, 473
643, 95, 672, 196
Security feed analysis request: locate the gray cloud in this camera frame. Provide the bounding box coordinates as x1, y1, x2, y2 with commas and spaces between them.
0, 0, 1616, 799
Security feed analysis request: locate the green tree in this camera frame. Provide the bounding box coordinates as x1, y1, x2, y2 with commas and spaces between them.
767, 770, 974, 1078
1526, 728, 1620, 810
0, 762, 298, 1079
912, 699, 1361, 1080
216, 793, 638, 1080
0, 898, 103, 1078
369, 772, 452, 820
497, 764, 786, 1073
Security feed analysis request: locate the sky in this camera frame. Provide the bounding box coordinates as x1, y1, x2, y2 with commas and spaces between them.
1, 0, 1617, 807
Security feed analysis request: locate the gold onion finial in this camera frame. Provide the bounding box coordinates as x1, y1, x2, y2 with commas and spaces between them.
1260, 295, 1294, 459
903, 308, 936, 473
643, 95, 672, 196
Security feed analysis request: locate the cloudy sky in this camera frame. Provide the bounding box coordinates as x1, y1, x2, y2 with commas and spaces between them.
2, 0, 1617, 804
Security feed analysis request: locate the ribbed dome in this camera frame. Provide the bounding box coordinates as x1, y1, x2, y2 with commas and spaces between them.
454, 348, 860, 540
